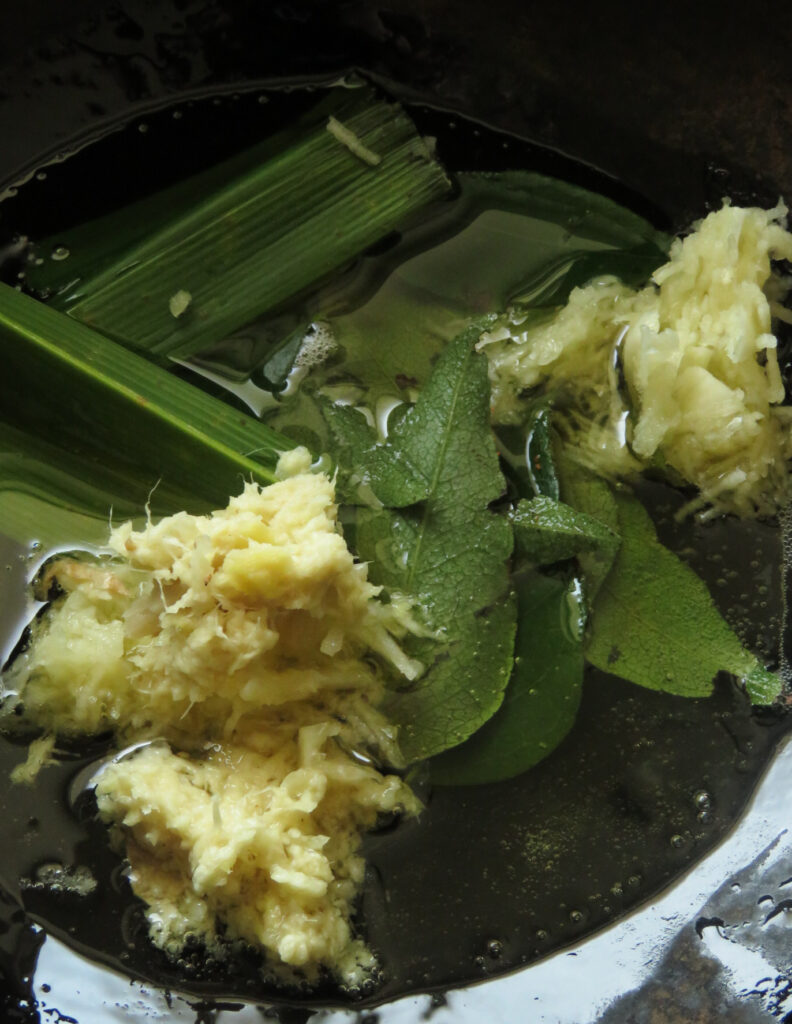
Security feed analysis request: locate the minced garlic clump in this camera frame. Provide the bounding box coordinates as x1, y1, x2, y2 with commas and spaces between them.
4, 454, 420, 987
481, 202, 792, 517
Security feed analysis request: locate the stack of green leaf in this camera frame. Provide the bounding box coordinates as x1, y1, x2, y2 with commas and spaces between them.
0, 85, 452, 540
319, 324, 779, 785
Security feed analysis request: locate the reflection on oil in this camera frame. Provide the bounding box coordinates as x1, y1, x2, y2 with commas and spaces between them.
17, 735, 792, 1023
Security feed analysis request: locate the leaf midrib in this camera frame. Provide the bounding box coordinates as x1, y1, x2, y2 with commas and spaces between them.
404, 345, 472, 595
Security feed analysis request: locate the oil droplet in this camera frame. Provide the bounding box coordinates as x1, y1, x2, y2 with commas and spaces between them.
693, 789, 712, 810
535, 929, 548, 941
670, 834, 685, 848
51, 245, 70, 262
137, 122, 149, 134
569, 909, 584, 924
486, 939, 503, 959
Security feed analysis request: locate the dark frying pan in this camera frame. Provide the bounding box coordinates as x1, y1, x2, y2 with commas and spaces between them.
1, 3, 791, 1022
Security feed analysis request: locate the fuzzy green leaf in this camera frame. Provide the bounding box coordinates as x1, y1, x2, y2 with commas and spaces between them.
320, 399, 428, 507
430, 570, 584, 785
557, 454, 621, 600
511, 496, 620, 565
586, 491, 780, 704
353, 326, 515, 761
524, 408, 560, 500
386, 592, 517, 765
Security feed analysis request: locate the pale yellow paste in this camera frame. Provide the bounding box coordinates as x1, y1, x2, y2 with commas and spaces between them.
6, 456, 420, 986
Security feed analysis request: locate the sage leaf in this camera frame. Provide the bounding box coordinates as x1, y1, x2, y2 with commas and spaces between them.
524, 407, 560, 500
511, 496, 620, 566
385, 592, 517, 765
557, 454, 621, 600
495, 404, 560, 505
586, 491, 780, 704
430, 570, 584, 785
354, 326, 515, 761
320, 400, 428, 507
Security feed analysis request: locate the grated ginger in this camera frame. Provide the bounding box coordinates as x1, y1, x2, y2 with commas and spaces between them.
481, 202, 792, 517
4, 454, 420, 986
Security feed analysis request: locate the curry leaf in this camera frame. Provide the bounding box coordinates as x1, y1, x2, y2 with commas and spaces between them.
353, 326, 515, 761
430, 570, 584, 785
586, 491, 780, 703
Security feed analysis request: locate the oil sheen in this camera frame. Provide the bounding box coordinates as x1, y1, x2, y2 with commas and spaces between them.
0, 85, 789, 1012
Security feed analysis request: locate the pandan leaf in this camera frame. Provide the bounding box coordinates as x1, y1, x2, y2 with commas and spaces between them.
0, 284, 294, 516
45, 89, 451, 363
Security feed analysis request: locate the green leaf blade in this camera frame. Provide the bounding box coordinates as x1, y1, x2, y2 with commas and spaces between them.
385, 593, 517, 764
320, 399, 428, 507
60, 91, 452, 362
430, 571, 584, 785
511, 495, 619, 566
586, 491, 781, 704
353, 327, 516, 761
0, 284, 295, 513
557, 454, 621, 600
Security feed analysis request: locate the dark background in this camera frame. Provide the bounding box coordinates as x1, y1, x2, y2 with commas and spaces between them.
0, 1, 790, 226
0, 3, 791, 1022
